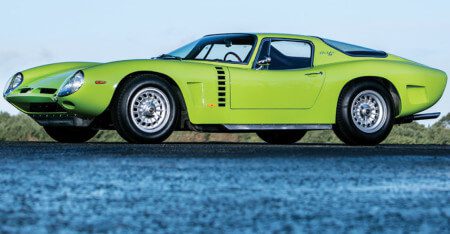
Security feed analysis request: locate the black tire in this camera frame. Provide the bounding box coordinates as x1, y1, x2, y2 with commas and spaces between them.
257, 130, 306, 144
44, 126, 98, 143
111, 74, 179, 143
333, 81, 394, 145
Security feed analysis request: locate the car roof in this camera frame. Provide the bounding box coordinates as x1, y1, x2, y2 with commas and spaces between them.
204, 32, 317, 40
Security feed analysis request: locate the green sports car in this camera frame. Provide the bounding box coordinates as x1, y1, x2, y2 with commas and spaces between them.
3, 33, 447, 145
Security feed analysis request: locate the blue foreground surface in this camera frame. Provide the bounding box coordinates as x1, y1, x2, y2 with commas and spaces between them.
0, 142, 449, 233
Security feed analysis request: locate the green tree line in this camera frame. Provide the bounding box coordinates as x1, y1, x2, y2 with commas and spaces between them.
0, 111, 448, 144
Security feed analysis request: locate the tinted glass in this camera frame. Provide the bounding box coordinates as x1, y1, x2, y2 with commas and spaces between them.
166, 34, 256, 64
322, 38, 387, 57
256, 40, 312, 70
322, 39, 374, 52
196, 44, 252, 63
167, 40, 200, 58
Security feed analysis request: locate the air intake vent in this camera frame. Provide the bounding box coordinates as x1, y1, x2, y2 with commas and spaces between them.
40, 88, 57, 94
20, 88, 33, 93
29, 103, 66, 113
215, 67, 226, 107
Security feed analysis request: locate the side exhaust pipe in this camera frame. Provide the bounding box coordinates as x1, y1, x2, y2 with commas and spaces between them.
395, 112, 441, 124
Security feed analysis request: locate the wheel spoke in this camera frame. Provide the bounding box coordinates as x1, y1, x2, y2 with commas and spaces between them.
350, 90, 388, 133
130, 87, 171, 133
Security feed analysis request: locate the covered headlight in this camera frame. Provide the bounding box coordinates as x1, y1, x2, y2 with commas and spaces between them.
3, 73, 23, 97
58, 71, 84, 97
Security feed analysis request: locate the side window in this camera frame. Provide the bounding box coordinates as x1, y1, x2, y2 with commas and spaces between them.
255, 40, 312, 70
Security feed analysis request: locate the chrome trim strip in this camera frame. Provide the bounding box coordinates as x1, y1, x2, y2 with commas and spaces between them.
224, 124, 332, 131
411, 112, 441, 120
395, 112, 441, 124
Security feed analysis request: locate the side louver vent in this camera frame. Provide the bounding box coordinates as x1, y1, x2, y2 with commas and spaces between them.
215, 67, 226, 107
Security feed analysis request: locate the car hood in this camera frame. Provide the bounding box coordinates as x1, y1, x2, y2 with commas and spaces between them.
19, 62, 101, 90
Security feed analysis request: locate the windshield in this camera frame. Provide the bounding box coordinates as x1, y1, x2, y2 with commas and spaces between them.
166, 40, 200, 58
162, 34, 257, 64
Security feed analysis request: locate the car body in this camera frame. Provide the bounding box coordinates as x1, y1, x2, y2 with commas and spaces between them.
3, 33, 447, 145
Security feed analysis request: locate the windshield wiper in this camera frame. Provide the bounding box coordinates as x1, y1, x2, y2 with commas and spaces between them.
156, 54, 183, 60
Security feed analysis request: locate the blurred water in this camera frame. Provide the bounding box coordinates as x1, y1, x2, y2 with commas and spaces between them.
0, 143, 449, 233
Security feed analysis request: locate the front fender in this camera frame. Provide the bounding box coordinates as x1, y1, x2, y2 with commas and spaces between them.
57, 60, 217, 117
20, 62, 100, 86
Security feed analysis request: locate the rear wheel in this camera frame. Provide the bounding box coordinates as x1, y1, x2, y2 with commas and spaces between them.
333, 81, 394, 145
111, 74, 179, 143
257, 130, 306, 144
44, 126, 98, 143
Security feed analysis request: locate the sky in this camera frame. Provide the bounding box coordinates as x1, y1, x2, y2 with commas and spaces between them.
0, 0, 449, 124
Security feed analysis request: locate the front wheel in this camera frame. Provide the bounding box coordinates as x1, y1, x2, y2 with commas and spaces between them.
333, 81, 394, 145
111, 74, 179, 143
257, 130, 306, 144
44, 126, 98, 143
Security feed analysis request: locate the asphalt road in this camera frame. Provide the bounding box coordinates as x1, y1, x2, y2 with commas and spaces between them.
0, 142, 449, 233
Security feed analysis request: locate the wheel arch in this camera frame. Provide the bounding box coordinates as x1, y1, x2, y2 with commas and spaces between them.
339, 76, 401, 116
105, 71, 189, 130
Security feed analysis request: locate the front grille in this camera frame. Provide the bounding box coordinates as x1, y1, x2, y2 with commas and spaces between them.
40, 88, 57, 94
29, 103, 65, 113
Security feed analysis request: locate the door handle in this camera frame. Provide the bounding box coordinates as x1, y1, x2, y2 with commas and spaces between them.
305, 71, 323, 76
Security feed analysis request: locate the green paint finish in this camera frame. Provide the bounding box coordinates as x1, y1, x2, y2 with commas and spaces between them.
4, 33, 447, 125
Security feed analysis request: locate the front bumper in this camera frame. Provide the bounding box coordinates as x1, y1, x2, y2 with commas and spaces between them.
5, 92, 94, 127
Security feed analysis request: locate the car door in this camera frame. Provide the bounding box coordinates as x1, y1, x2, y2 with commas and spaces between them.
229, 38, 325, 109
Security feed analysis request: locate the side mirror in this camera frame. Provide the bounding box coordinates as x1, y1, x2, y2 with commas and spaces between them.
257, 57, 271, 66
